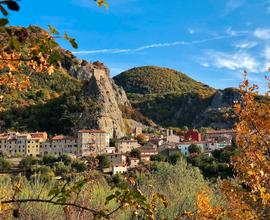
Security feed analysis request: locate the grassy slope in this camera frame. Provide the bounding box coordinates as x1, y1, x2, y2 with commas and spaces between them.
114, 66, 217, 127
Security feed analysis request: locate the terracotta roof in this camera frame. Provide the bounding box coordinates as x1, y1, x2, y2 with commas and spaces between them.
78, 129, 107, 134
30, 132, 47, 139
51, 135, 76, 141
177, 141, 217, 145
205, 129, 235, 134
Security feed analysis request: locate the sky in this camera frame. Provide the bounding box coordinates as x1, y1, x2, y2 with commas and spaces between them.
7, 0, 270, 91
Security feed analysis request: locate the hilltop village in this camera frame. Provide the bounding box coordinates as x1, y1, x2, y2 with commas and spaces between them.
0, 127, 235, 175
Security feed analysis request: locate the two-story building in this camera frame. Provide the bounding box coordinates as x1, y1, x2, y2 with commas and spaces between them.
115, 138, 141, 153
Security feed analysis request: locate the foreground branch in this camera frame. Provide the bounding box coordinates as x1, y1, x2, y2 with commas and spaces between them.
1, 198, 122, 218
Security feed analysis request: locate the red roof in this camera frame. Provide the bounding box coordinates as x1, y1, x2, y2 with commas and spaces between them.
78, 129, 107, 134
205, 129, 235, 134
30, 132, 47, 139
52, 135, 76, 141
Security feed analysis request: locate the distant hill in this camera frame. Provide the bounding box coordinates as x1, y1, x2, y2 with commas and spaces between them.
114, 66, 242, 129
113, 66, 216, 96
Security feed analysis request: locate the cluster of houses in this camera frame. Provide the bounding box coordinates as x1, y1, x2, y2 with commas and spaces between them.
0, 128, 236, 175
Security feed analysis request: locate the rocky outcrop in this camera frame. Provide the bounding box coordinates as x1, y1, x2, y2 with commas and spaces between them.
192, 88, 242, 128
58, 52, 135, 137
77, 66, 130, 138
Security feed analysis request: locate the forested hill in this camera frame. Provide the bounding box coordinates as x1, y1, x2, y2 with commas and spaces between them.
114, 66, 242, 129
113, 66, 216, 96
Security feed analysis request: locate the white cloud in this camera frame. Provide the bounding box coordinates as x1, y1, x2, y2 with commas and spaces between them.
225, 27, 249, 36
254, 28, 270, 40
234, 41, 257, 49
200, 62, 210, 67
226, 0, 244, 10
201, 51, 262, 73
73, 34, 247, 55
264, 46, 270, 59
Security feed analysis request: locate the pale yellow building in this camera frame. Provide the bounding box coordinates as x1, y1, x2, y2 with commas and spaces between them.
78, 130, 110, 155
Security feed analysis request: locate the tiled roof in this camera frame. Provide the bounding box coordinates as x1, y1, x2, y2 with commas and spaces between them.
51, 135, 76, 141
205, 129, 235, 134
78, 129, 107, 133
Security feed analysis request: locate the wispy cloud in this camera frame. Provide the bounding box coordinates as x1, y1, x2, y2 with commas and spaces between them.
72, 33, 246, 55
234, 41, 258, 49
200, 51, 262, 73
254, 28, 270, 40
226, 0, 245, 10
225, 27, 249, 36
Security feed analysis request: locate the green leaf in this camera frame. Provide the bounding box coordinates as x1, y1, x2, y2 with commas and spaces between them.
105, 194, 115, 204
68, 38, 78, 49
63, 32, 78, 49
0, 5, 8, 16
6, 1, 20, 11
0, 18, 8, 27
48, 25, 59, 35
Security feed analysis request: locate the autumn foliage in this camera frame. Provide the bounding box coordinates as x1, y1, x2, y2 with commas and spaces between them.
185, 76, 270, 219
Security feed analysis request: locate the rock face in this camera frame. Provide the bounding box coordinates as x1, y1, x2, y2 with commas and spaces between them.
66, 61, 131, 138
191, 88, 242, 128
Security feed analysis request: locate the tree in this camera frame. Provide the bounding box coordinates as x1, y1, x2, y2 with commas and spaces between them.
150, 154, 165, 162
71, 160, 87, 172
54, 162, 71, 176
130, 148, 141, 159
136, 134, 147, 145
58, 154, 72, 166
0, 157, 11, 171
96, 155, 111, 170
18, 156, 38, 169
42, 155, 58, 165
168, 152, 184, 165
185, 76, 270, 219
188, 144, 202, 154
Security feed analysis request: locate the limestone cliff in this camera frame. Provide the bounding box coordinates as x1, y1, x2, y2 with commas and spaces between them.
71, 63, 130, 138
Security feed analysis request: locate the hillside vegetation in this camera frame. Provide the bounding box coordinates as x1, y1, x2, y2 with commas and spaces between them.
114, 66, 216, 96
114, 66, 240, 128
0, 26, 130, 136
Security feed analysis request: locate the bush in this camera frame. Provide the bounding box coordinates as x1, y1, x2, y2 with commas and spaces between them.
188, 144, 202, 154
71, 160, 87, 172
54, 162, 71, 176
96, 155, 110, 170
42, 155, 58, 165
150, 154, 165, 162
0, 157, 11, 171
168, 152, 185, 165
58, 154, 72, 166
130, 149, 141, 159
19, 156, 38, 169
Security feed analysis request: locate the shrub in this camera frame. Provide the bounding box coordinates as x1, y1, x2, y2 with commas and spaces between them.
130, 149, 141, 159
96, 155, 111, 170
168, 152, 184, 165
71, 160, 87, 172
19, 156, 38, 169
0, 157, 11, 171
188, 144, 202, 154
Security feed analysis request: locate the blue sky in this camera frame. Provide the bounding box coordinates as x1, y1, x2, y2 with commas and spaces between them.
8, 0, 270, 90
